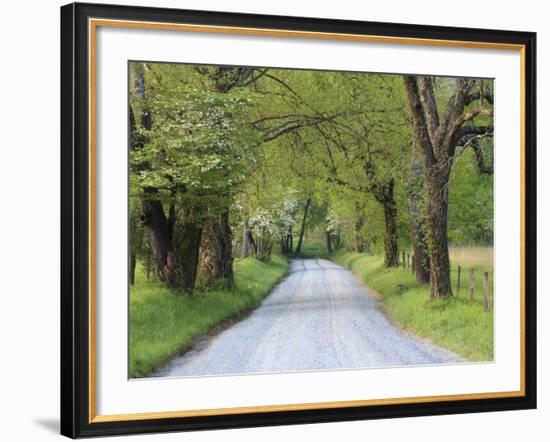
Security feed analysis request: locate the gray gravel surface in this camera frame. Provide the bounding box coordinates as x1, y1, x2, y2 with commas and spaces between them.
154, 259, 461, 378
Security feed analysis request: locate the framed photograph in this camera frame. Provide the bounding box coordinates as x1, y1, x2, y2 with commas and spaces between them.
60, 2, 536, 438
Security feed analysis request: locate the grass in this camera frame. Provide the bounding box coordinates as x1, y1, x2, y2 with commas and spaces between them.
295, 237, 330, 259
449, 245, 493, 271
332, 247, 494, 361
129, 254, 288, 378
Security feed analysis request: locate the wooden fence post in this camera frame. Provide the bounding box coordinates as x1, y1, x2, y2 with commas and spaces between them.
402, 250, 406, 269
469, 269, 475, 298
483, 272, 490, 312
457, 265, 461, 295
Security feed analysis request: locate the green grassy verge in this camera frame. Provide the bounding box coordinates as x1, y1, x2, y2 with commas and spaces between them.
130, 254, 288, 378
332, 249, 494, 361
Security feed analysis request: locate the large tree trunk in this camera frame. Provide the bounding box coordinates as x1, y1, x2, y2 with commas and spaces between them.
407, 151, 430, 284
141, 198, 202, 291
171, 216, 202, 291
287, 226, 293, 254
140, 196, 171, 282
130, 253, 136, 285
199, 211, 234, 283
294, 197, 311, 256
372, 180, 399, 267
241, 218, 252, 258
382, 198, 399, 267
354, 207, 370, 253
248, 231, 257, 256
409, 211, 430, 284
425, 165, 453, 298
326, 229, 333, 254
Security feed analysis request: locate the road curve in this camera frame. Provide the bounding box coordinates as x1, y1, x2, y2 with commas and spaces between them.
154, 259, 461, 378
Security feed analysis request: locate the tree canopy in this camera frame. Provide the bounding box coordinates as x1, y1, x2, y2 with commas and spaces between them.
129, 61, 494, 299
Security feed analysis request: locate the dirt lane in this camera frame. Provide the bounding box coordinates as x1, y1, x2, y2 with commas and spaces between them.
154, 259, 460, 377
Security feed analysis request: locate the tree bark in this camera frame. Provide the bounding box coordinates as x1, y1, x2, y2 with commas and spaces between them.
247, 231, 257, 256
371, 180, 399, 267
354, 211, 368, 253
409, 213, 430, 284
140, 196, 202, 291
382, 197, 399, 267
287, 226, 293, 254
241, 218, 252, 258
130, 252, 136, 285
145, 248, 152, 280
281, 237, 288, 254
407, 150, 430, 284
326, 230, 333, 254
199, 211, 234, 283
140, 196, 171, 282
425, 165, 453, 298
294, 197, 311, 256
171, 216, 202, 291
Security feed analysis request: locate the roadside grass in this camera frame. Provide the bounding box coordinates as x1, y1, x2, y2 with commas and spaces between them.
129, 254, 288, 378
332, 248, 494, 361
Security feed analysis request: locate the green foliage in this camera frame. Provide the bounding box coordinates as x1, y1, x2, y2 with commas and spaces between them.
448, 148, 494, 244
130, 62, 262, 222
332, 249, 494, 361
129, 254, 288, 378
296, 236, 330, 259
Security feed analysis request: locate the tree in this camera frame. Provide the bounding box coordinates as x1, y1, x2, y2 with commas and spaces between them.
129, 63, 179, 287
290, 72, 409, 267
196, 67, 258, 283
403, 76, 492, 297
130, 63, 259, 290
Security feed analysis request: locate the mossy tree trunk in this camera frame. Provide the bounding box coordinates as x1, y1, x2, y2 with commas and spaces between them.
407, 149, 430, 284
371, 179, 399, 267
382, 196, 399, 267
199, 211, 234, 284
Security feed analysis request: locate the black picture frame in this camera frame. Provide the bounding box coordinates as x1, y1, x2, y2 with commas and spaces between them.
60, 2, 537, 438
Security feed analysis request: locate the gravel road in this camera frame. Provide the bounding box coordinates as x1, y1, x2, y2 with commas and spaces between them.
154, 259, 461, 378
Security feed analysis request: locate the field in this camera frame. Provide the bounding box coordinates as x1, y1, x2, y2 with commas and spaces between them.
332, 246, 494, 361
129, 254, 288, 378
449, 245, 493, 271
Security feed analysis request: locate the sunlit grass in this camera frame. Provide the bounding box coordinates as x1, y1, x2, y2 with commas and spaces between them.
332, 249, 494, 361
129, 254, 288, 378
449, 245, 493, 271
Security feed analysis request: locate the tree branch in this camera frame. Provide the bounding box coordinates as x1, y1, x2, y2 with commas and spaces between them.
418, 77, 440, 142
403, 76, 436, 167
